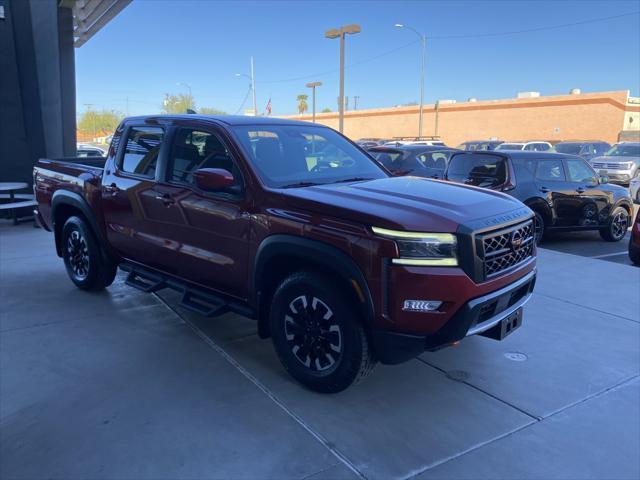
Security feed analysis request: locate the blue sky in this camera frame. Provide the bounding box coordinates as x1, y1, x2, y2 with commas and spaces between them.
75, 0, 640, 116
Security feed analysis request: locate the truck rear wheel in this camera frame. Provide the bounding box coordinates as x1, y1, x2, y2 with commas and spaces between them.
62, 216, 117, 291
269, 271, 376, 393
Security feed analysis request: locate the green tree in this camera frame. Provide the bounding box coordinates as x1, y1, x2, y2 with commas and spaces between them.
199, 107, 227, 115
162, 93, 195, 114
296, 94, 309, 115
321, 108, 332, 113
78, 109, 123, 136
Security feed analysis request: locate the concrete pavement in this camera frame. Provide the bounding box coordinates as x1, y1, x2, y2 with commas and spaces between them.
1, 221, 639, 479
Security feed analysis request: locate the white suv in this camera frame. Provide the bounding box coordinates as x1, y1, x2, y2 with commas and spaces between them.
495, 141, 552, 152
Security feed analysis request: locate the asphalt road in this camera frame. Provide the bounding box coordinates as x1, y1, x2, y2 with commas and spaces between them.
2, 220, 639, 480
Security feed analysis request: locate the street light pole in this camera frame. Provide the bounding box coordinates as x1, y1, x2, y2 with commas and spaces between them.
250, 56, 258, 116
306, 81, 322, 122
325, 24, 361, 133
236, 58, 258, 116
395, 24, 426, 139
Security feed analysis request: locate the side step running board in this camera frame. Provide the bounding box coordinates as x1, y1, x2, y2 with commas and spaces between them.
125, 269, 166, 293
179, 289, 229, 317
119, 263, 253, 319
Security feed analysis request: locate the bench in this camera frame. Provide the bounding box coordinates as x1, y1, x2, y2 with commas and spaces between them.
0, 191, 36, 225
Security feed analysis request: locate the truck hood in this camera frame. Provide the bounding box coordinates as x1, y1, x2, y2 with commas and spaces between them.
278, 177, 529, 232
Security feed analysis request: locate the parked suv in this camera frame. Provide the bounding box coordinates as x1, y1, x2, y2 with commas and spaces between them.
445, 151, 633, 243
367, 145, 460, 179
552, 141, 610, 161
590, 142, 640, 186
456, 140, 503, 151
495, 141, 552, 152
34, 115, 537, 392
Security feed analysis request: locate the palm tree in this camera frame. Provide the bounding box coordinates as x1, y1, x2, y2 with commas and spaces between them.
296, 94, 309, 115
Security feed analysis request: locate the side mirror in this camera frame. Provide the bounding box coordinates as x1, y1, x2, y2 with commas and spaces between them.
599, 175, 609, 184
193, 168, 235, 191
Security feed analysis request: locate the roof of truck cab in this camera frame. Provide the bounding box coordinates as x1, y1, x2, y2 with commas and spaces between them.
122, 114, 316, 127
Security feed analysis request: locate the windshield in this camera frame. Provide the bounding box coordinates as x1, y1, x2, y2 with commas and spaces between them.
604, 144, 640, 157
495, 143, 524, 150
232, 125, 387, 188
553, 143, 582, 154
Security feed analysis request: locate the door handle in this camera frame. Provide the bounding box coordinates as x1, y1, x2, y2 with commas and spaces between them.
155, 193, 176, 206
539, 186, 550, 193
104, 183, 120, 195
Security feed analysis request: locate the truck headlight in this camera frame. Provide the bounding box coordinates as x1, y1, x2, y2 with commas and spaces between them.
371, 227, 458, 266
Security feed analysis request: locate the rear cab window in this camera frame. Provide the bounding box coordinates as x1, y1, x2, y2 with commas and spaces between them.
119, 126, 164, 178
447, 153, 507, 189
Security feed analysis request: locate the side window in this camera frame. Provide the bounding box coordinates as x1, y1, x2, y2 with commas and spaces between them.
167, 128, 239, 188
566, 159, 596, 183
535, 159, 566, 181
538, 143, 551, 151
120, 127, 164, 177
523, 144, 535, 151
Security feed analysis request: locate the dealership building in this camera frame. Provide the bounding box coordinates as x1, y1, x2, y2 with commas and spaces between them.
291, 90, 640, 146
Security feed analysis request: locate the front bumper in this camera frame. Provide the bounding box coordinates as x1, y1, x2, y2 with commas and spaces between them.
595, 168, 636, 185
371, 269, 536, 364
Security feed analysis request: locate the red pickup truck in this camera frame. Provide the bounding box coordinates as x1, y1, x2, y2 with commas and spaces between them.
34, 115, 537, 392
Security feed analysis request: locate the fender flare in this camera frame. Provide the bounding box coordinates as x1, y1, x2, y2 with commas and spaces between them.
523, 197, 553, 224
613, 197, 634, 216
51, 190, 112, 260
253, 234, 375, 336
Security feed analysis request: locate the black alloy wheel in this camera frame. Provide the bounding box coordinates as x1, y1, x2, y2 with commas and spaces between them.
66, 229, 90, 281
62, 216, 118, 290
600, 207, 629, 242
284, 294, 342, 372
270, 271, 376, 393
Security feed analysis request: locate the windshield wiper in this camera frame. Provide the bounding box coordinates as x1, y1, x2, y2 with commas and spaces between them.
280, 181, 323, 189
332, 177, 374, 184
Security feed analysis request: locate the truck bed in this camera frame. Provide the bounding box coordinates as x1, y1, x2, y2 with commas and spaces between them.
34, 157, 106, 231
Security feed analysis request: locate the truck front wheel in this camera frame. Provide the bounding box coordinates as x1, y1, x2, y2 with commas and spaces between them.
62, 216, 117, 291
269, 271, 376, 393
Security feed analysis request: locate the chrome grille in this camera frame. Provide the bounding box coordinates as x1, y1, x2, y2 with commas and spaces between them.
592, 162, 626, 170
479, 220, 534, 278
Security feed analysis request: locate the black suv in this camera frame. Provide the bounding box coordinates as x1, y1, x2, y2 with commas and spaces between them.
446, 151, 633, 243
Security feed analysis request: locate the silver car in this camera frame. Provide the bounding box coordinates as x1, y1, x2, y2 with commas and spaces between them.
590, 142, 640, 186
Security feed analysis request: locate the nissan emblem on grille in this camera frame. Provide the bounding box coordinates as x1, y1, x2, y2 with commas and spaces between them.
481, 220, 534, 278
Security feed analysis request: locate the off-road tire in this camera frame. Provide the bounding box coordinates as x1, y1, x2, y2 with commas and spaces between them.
62, 216, 117, 291
599, 207, 629, 242
269, 271, 376, 393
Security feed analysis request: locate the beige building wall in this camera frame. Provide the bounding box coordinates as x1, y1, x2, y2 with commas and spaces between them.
283, 90, 639, 145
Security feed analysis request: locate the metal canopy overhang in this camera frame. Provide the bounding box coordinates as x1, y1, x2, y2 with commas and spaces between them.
59, 0, 132, 48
